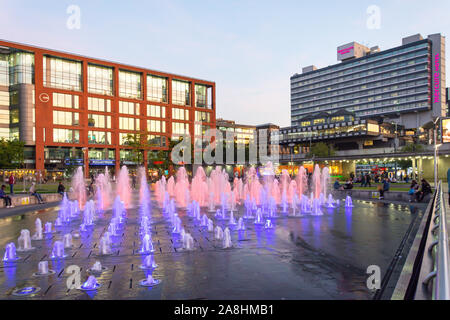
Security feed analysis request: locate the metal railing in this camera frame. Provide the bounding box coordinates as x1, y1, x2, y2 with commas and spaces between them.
422, 181, 450, 299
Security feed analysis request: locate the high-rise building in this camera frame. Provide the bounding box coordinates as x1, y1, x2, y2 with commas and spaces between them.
291, 33, 446, 130
0, 40, 216, 177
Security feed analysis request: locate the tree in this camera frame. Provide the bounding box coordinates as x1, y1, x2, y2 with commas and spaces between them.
122, 133, 144, 165
0, 138, 25, 169
308, 142, 335, 158
400, 143, 425, 153
396, 159, 412, 170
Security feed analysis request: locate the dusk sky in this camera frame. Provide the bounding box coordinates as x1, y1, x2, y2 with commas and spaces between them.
1, 0, 449, 127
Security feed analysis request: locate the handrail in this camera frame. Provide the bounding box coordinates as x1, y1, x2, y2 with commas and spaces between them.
422, 181, 450, 299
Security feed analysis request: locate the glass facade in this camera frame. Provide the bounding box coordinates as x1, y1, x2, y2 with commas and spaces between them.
119, 70, 141, 99
147, 105, 165, 118
53, 110, 79, 126
88, 130, 111, 145
53, 128, 80, 143
0, 53, 9, 86
119, 116, 140, 131
172, 107, 189, 120
88, 114, 111, 128
88, 64, 113, 95
53, 93, 79, 109
9, 51, 34, 85
119, 101, 140, 115
88, 97, 110, 112
172, 79, 190, 106
148, 134, 166, 147
147, 120, 166, 133
291, 41, 430, 125
43, 56, 82, 91
147, 74, 167, 102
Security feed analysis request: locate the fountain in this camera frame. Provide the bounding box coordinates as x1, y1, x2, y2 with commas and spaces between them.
254, 209, 265, 225
327, 194, 335, 208
214, 226, 224, 240
54, 217, 63, 227
88, 261, 107, 274
31, 218, 43, 240
63, 234, 73, 249
83, 200, 95, 226
237, 217, 246, 231
116, 166, 132, 208
17, 229, 34, 252
172, 216, 182, 234
207, 192, 215, 213
200, 214, 209, 227
3, 243, 19, 262
207, 219, 214, 232
50, 241, 67, 259
140, 254, 158, 269
139, 274, 160, 287
33, 261, 55, 276
345, 196, 354, 208
79, 275, 101, 291
312, 198, 323, 216
182, 233, 194, 250
223, 227, 232, 249
98, 236, 112, 255
71, 167, 86, 209
229, 211, 237, 225
139, 234, 154, 254
44, 222, 53, 234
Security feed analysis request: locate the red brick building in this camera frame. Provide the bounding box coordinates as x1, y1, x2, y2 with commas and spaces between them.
0, 40, 215, 178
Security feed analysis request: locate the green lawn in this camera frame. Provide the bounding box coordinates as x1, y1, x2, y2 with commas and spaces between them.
6, 183, 64, 194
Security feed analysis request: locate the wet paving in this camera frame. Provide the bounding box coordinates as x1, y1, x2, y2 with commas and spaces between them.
0, 195, 424, 300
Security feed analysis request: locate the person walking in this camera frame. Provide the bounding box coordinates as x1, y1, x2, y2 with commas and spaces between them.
365, 173, 372, 187
8, 173, 15, 194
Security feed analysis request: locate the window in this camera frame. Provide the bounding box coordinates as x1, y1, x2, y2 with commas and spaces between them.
119, 117, 140, 131
53, 93, 79, 109
88, 97, 111, 112
9, 52, 34, 85
53, 110, 79, 126
119, 70, 141, 99
88, 131, 111, 145
10, 108, 19, 124
147, 105, 166, 118
195, 111, 211, 122
43, 56, 82, 91
88, 64, 113, 95
172, 107, 189, 120
147, 75, 167, 102
148, 135, 167, 147
172, 122, 189, 135
0, 53, 9, 86
53, 128, 80, 143
119, 101, 140, 115
88, 114, 111, 128
172, 79, 190, 105
119, 133, 139, 146
300, 121, 311, 127
195, 84, 211, 108
147, 120, 166, 133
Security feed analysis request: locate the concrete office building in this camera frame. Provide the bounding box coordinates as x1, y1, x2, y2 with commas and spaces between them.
0, 40, 216, 178
291, 33, 446, 130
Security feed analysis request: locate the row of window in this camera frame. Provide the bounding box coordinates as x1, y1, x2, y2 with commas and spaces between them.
292, 42, 429, 83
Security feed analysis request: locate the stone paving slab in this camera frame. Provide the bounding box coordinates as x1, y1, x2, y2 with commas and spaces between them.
0, 194, 424, 300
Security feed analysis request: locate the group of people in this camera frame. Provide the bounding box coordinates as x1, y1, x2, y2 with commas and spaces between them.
409, 179, 432, 203
0, 173, 48, 208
